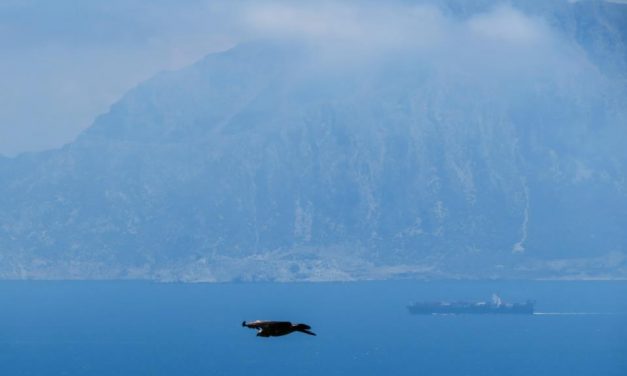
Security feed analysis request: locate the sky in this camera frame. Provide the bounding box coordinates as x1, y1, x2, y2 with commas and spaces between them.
0, 0, 612, 157
0, 0, 235, 156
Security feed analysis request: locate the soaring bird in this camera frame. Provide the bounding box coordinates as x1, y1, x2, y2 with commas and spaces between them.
242, 320, 316, 337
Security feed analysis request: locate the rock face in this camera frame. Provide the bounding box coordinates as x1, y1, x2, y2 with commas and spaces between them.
1, 1, 626, 281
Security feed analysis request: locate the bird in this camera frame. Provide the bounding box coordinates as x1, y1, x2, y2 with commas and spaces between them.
242, 320, 316, 337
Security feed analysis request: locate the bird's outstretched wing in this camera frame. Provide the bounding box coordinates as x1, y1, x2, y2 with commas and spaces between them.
242, 320, 291, 329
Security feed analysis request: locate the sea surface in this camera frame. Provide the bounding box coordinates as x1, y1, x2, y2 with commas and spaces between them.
0, 280, 625, 376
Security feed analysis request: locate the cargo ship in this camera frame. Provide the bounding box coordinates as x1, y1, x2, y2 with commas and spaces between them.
408, 294, 534, 315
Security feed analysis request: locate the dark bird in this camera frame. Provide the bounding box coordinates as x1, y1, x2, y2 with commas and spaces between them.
242, 320, 316, 337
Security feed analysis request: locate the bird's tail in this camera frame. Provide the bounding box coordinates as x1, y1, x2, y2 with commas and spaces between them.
295, 324, 316, 336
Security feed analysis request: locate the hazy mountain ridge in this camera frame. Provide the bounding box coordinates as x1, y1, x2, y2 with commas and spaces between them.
1, 1, 626, 281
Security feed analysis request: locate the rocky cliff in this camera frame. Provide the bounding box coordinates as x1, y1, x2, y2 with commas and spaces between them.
1, 0, 626, 281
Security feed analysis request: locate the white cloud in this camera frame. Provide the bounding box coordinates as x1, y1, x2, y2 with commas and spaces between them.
241, 2, 449, 51
467, 5, 549, 44
233, 0, 593, 92
0, 1, 603, 156
235, 1, 562, 70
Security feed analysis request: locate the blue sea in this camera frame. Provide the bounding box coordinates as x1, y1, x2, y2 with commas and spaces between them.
1, 280, 625, 376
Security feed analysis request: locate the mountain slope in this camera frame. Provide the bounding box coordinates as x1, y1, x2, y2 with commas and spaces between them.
1, 1, 626, 281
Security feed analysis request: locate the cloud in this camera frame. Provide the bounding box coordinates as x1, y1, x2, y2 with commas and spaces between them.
0, 0, 605, 156
235, 1, 561, 67
466, 5, 549, 44
240, 2, 449, 51
233, 0, 588, 89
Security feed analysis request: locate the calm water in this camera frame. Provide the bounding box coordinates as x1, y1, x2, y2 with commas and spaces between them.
0, 280, 625, 376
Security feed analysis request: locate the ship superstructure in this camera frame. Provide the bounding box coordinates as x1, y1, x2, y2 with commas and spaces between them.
408, 294, 534, 315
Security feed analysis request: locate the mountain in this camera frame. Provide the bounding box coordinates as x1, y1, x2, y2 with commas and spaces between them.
1, 0, 626, 281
